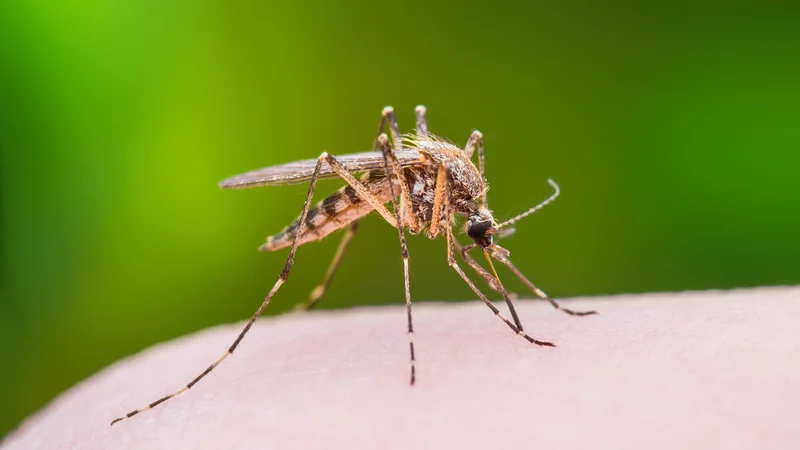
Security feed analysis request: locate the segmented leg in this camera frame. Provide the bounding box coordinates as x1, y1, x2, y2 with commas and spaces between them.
453, 240, 525, 331
463, 130, 487, 207
111, 152, 328, 426
379, 107, 418, 232
430, 162, 523, 329
415, 105, 429, 136
297, 105, 419, 311
426, 164, 449, 239
446, 225, 554, 347
111, 146, 408, 425
488, 245, 596, 316
294, 220, 360, 312
377, 133, 416, 385
323, 152, 398, 228
379, 106, 404, 151
438, 164, 550, 345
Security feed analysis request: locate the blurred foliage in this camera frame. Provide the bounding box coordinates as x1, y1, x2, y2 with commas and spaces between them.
1, 0, 799, 437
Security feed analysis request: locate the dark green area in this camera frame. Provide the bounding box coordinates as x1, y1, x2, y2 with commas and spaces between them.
2, 0, 798, 437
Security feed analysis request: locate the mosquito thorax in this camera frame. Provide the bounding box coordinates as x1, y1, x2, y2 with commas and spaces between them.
467, 208, 497, 248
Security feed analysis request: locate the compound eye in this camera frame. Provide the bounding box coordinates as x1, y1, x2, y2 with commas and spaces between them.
467, 220, 493, 240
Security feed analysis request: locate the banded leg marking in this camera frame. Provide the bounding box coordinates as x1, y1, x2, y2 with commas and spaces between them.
415, 105, 429, 136
456, 241, 525, 331
295, 220, 360, 312
446, 227, 554, 347
379, 107, 418, 232
111, 153, 328, 425
464, 130, 487, 207
377, 133, 416, 385
439, 165, 552, 347
490, 246, 596, 316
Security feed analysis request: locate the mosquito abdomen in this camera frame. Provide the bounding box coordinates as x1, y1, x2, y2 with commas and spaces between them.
262, 170, 393, 251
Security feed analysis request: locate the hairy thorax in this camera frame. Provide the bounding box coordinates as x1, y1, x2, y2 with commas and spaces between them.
405, 153, 485, 236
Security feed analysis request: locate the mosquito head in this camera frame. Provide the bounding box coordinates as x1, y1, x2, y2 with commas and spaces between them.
467, 208, 498, 248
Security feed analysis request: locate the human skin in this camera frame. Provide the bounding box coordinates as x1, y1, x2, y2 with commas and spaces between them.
3, 287, 799, 450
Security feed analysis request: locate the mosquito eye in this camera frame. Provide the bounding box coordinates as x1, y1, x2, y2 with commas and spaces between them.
467, 220, 493, 240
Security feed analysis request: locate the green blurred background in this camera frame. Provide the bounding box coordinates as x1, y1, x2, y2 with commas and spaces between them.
1, 0, 798, 437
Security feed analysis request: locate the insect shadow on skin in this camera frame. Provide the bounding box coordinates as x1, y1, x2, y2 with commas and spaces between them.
110, 105, 596, 426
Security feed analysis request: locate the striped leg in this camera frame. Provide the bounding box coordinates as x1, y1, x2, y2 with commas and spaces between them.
294, 220, 361, 312
111, 145, 410, 424
378, 106, 403, 150
426, 165, 449, 239
111, 151, 329, 426
453, 240, 526, 331
379, 107, 419, 233
415, 105, 429, 136
377, 133, 416, 385
322, 152, 398, 227
463, 130, 487, 207
433, 164, 523, 331
489, 245, 596, 316
446, 226, 555, 347
437, 164, 553, 346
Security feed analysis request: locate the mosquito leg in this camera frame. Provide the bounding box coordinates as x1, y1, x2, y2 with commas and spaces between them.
378, 107, 418, 232
446, 226, 554, 347
294, 220, 360, 312
438, 164, 545, 343
453, 240, 522, 302
437, 160, 520, 328
111, 152, 328, 425
377, 133, 416, 385
463, 130, 487, 207
415, 105, 429, 136
322, 152, 398, 227
379, 106, 404, 150
454, 241, 525, 331
490, 246, 597, 316
426, 164, 448, 238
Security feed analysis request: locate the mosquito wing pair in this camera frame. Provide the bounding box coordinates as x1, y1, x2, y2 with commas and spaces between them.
220, 149, 424, 188
111, 105, 595, 426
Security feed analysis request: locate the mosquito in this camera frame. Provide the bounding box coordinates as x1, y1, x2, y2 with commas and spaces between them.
110, 105, 596, 425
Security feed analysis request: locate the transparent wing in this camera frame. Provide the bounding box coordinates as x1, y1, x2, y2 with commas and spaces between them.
219, 149, 424, 189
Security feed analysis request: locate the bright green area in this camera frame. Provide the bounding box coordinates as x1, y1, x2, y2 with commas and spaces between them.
1, 0, 798, 437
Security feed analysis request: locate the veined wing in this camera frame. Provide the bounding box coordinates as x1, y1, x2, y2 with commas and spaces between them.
219, 149, 424, 189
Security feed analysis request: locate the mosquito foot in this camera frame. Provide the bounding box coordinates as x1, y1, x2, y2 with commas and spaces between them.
563, 308, 597, 316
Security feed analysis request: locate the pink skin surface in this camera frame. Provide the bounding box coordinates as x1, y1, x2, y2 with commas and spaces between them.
3, 287, 799, 450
